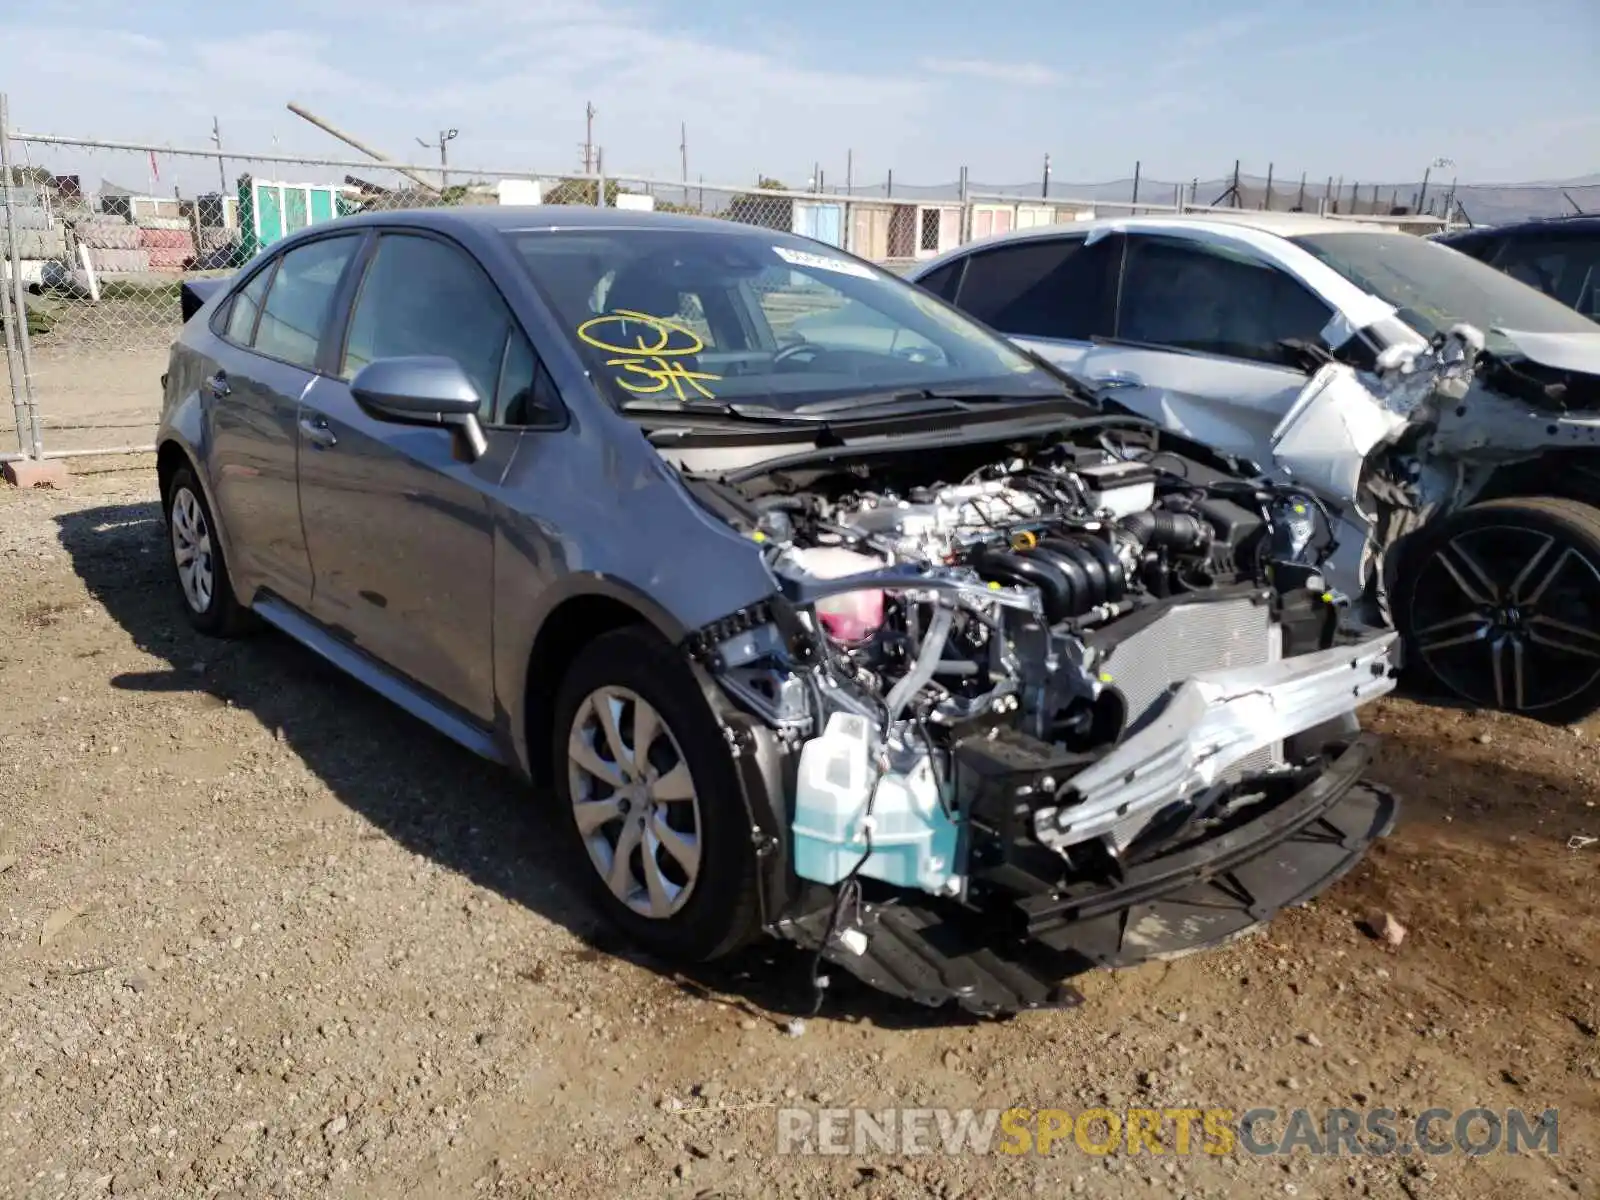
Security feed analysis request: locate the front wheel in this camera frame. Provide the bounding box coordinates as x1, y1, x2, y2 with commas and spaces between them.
551, 627, 761, 962
1396, 497, 1600, 723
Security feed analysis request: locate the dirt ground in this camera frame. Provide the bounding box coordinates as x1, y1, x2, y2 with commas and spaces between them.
2, 348, 170, 458
1, 462, 1597, 1200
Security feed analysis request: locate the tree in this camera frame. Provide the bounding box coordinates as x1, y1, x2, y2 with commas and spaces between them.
543, 177, 625, 206
4, 165, 52, 187
726, 177, 793, 230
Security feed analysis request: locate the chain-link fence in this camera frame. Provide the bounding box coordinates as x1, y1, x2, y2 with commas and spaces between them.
0, 130, 997, 460
1, 95, 1592, 465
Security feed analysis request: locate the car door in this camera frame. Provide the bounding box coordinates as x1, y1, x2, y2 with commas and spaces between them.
1079, 232, 1339, 468
205, 233, 364, 610
939, 233, 1120, 379
295, 229, 542, 722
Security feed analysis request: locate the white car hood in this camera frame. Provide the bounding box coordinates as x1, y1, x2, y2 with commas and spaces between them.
1493, 328, 1600, 376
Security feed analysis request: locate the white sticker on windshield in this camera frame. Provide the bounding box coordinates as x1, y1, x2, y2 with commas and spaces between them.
773, 246, 876, 280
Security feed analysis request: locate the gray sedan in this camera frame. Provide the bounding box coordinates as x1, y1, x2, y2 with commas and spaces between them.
158, 207, 1398, 1014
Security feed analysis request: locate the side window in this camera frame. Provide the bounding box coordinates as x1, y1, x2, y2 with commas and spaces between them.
953, 237, 1117, 341
342, 234, 515, 422
252, 236, 360, 370
914, 260, 963, 303
223, 264, 275, 346
495, 331, 565, 427
1117, 235, 1333, 368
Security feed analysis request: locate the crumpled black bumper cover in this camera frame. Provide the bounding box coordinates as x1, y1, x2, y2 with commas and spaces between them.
772, 736, 1396, 1017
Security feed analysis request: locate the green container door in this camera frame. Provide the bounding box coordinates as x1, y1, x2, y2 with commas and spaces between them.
238, 177, 347, 260
258, 184, 284, 247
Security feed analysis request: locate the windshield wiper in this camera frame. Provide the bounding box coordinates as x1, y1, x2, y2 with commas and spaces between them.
790, 387, 1076, 416
619, 399, 817, 423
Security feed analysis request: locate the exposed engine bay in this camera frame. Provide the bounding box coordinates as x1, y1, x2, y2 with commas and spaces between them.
671, 420, 1399, 1006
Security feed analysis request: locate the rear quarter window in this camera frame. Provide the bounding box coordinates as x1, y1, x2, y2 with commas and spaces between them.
243, 236, 361, 370
914, 260, 964, 302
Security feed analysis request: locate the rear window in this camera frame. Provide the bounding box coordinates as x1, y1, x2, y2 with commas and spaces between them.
954, 237, 1117, 342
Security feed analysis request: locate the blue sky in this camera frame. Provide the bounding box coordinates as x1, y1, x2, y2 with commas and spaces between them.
3, 0, 1596, 192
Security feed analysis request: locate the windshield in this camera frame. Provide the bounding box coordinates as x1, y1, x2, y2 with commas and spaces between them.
507, 227, 1064, 412
1289, 231, 1600, 348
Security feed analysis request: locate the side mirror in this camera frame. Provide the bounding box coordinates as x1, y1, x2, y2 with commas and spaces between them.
350, 356, 488, 461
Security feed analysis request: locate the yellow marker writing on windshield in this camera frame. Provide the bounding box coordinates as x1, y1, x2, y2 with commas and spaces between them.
608, 355, 723, 402
577, 310, 721, 401
577, 310, 706, 356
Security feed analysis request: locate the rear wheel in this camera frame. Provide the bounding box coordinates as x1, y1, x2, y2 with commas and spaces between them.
163, 464, 253, 637
551, 627, 761, 962
1397, 497, 1600, 723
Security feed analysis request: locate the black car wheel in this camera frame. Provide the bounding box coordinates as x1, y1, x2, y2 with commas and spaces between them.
163, 464, 253, 637
551, 626, 761, 962
1397, 497, 1600, 723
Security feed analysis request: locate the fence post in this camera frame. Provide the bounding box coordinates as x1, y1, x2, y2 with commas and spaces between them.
958, 166, 970, 244
0, 92, 43, 460
0, 257, 24, 457
0, 150, 25, 455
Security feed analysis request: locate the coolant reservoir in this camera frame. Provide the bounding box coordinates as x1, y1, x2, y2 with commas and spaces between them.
787, 546, 886, 644
792, 712, 961, 894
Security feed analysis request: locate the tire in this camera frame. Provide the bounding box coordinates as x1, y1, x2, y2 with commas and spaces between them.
551, 626, 761, 962
162, 464, 253, 637
1395, 496, 1600, 723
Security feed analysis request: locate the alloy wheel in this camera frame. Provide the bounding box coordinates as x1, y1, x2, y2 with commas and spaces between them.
1409, 523, 1600, 713
566, 686, 703, 919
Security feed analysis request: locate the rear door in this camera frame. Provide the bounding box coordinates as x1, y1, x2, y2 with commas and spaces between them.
943, 233, 1120, 378
204, 233, 364, 610
1082, 232, 1337, 467
295, 229, 539, 722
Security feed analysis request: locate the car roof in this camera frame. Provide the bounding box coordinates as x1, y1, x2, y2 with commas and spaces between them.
1438, 213, 1600, 241
329, 204, 790, 238
924, 210, 1387, 256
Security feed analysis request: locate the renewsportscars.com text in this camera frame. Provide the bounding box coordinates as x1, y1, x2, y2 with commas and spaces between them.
776, 1106, 1560, 1158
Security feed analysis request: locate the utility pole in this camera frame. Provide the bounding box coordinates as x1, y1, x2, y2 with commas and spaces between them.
286, 102, 439, 193
680, 122, 688, 204
582, 102, 597, 174
417, 128, 459, 188
210, 117, 228, 196
1418, 156, 1453, 216
1042, 153, 1051, 199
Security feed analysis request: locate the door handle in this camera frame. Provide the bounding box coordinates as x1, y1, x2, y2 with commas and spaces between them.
205, 371, 230, 398
1089, 372, 1142, 388
299, 416, 338, 449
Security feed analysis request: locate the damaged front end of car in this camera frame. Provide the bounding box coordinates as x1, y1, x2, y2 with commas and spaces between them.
675, 421, 1401, 1015
1271, 324, 1600, 628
